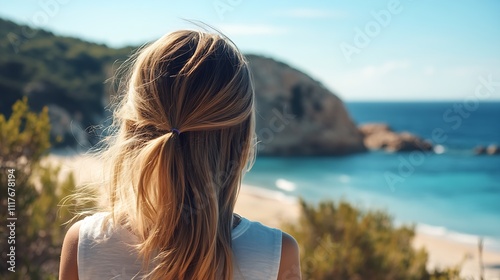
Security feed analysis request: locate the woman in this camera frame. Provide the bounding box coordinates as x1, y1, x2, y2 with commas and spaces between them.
59, 29, 300, 279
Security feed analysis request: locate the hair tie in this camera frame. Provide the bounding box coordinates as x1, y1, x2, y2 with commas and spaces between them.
171, 128, 181, 135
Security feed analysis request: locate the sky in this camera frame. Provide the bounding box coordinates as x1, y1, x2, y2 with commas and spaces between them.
1, 0, 499, 101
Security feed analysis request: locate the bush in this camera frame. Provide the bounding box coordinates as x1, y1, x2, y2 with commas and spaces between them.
0, 98, 76, 279
283, 199, 464, 280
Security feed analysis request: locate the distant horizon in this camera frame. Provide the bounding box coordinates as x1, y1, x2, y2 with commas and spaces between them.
1, 0, 499, 101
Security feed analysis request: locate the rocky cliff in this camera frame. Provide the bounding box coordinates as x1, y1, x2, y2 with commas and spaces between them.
248, 55, 365, 156
358, 123, 433, 152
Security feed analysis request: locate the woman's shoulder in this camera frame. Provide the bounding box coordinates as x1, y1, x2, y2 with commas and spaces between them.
232, 216, 301, 279
277, 232, 301, 279
59, 220, 82, 280
77, 212, 113, 240
232, 216, 282, 257
60, 212, 108, 248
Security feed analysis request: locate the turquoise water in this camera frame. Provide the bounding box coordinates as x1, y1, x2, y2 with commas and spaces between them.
244, 102, 500, 251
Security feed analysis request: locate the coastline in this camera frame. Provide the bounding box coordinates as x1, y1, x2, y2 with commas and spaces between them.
47, 154, 500, 279
235, 184, 300, 228
237, 184, 500, 279
413, 233, 500, 279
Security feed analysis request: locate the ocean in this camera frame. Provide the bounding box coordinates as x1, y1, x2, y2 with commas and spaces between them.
243, 102, 500, 251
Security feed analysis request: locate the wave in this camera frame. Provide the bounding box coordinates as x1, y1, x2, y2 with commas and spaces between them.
242, 184, 298, 204
433, 144, 446, 154
275, 178, 296, 192
416, 223, 500, 253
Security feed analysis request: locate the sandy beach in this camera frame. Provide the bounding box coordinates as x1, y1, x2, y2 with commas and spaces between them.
48, 154, 500, 279
237, 185, 500, 279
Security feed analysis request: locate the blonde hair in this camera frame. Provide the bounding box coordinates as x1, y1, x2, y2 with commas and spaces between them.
85, 30, 255, 279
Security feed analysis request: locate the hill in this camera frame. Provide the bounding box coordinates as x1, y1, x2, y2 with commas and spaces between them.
0, 18, 365, 155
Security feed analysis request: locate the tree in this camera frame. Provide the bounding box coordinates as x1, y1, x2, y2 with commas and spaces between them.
0, 98, 76, 279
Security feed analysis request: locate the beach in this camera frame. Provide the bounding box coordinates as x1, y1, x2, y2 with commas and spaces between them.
236, 185, 500, 280
49, 154, 500, 279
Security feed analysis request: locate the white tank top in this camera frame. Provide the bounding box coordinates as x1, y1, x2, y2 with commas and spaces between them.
77, 212, 282, 279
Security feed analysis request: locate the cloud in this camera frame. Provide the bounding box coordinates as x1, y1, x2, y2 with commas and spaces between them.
277, 8, 348, 19
331, 60, 413, 99
446, 66, 479, 78
360, 60, 411, 79
424, 66, 435, 76
216, 24, 288, 36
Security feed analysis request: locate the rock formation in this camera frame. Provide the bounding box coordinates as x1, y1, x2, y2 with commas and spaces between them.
474, 145, 487, 155
247, 55, 366, 156
473, 144, 499, 155
486, 144, 499, 155
358, 123, 433, 152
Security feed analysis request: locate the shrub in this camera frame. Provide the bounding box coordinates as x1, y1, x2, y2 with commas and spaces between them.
283, 199, 465, 280
0, 98, 75, 279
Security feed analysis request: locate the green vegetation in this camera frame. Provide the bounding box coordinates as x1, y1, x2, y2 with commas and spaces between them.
0, 18, 133, 147
0, 98, 76, 279
284, 199, 464, 280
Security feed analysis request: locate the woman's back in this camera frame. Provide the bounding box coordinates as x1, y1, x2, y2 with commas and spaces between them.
77, 213, 282, 279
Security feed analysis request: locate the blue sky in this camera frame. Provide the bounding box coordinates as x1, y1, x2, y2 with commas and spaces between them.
1, 0, 499, 101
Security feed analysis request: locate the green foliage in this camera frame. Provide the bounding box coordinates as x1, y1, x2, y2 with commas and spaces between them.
0, 97, 50, 173
428, 266, 463, 280
284, 199, 466, 280
0, 99, 76, 279
0, 17, 134, 147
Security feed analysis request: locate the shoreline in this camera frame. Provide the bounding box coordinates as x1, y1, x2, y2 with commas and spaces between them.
47, 154, 500, 279
413, 233, 500, 279
236, 184, 500, 279
415, 224, 500, 254
235, 184, 300, 228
